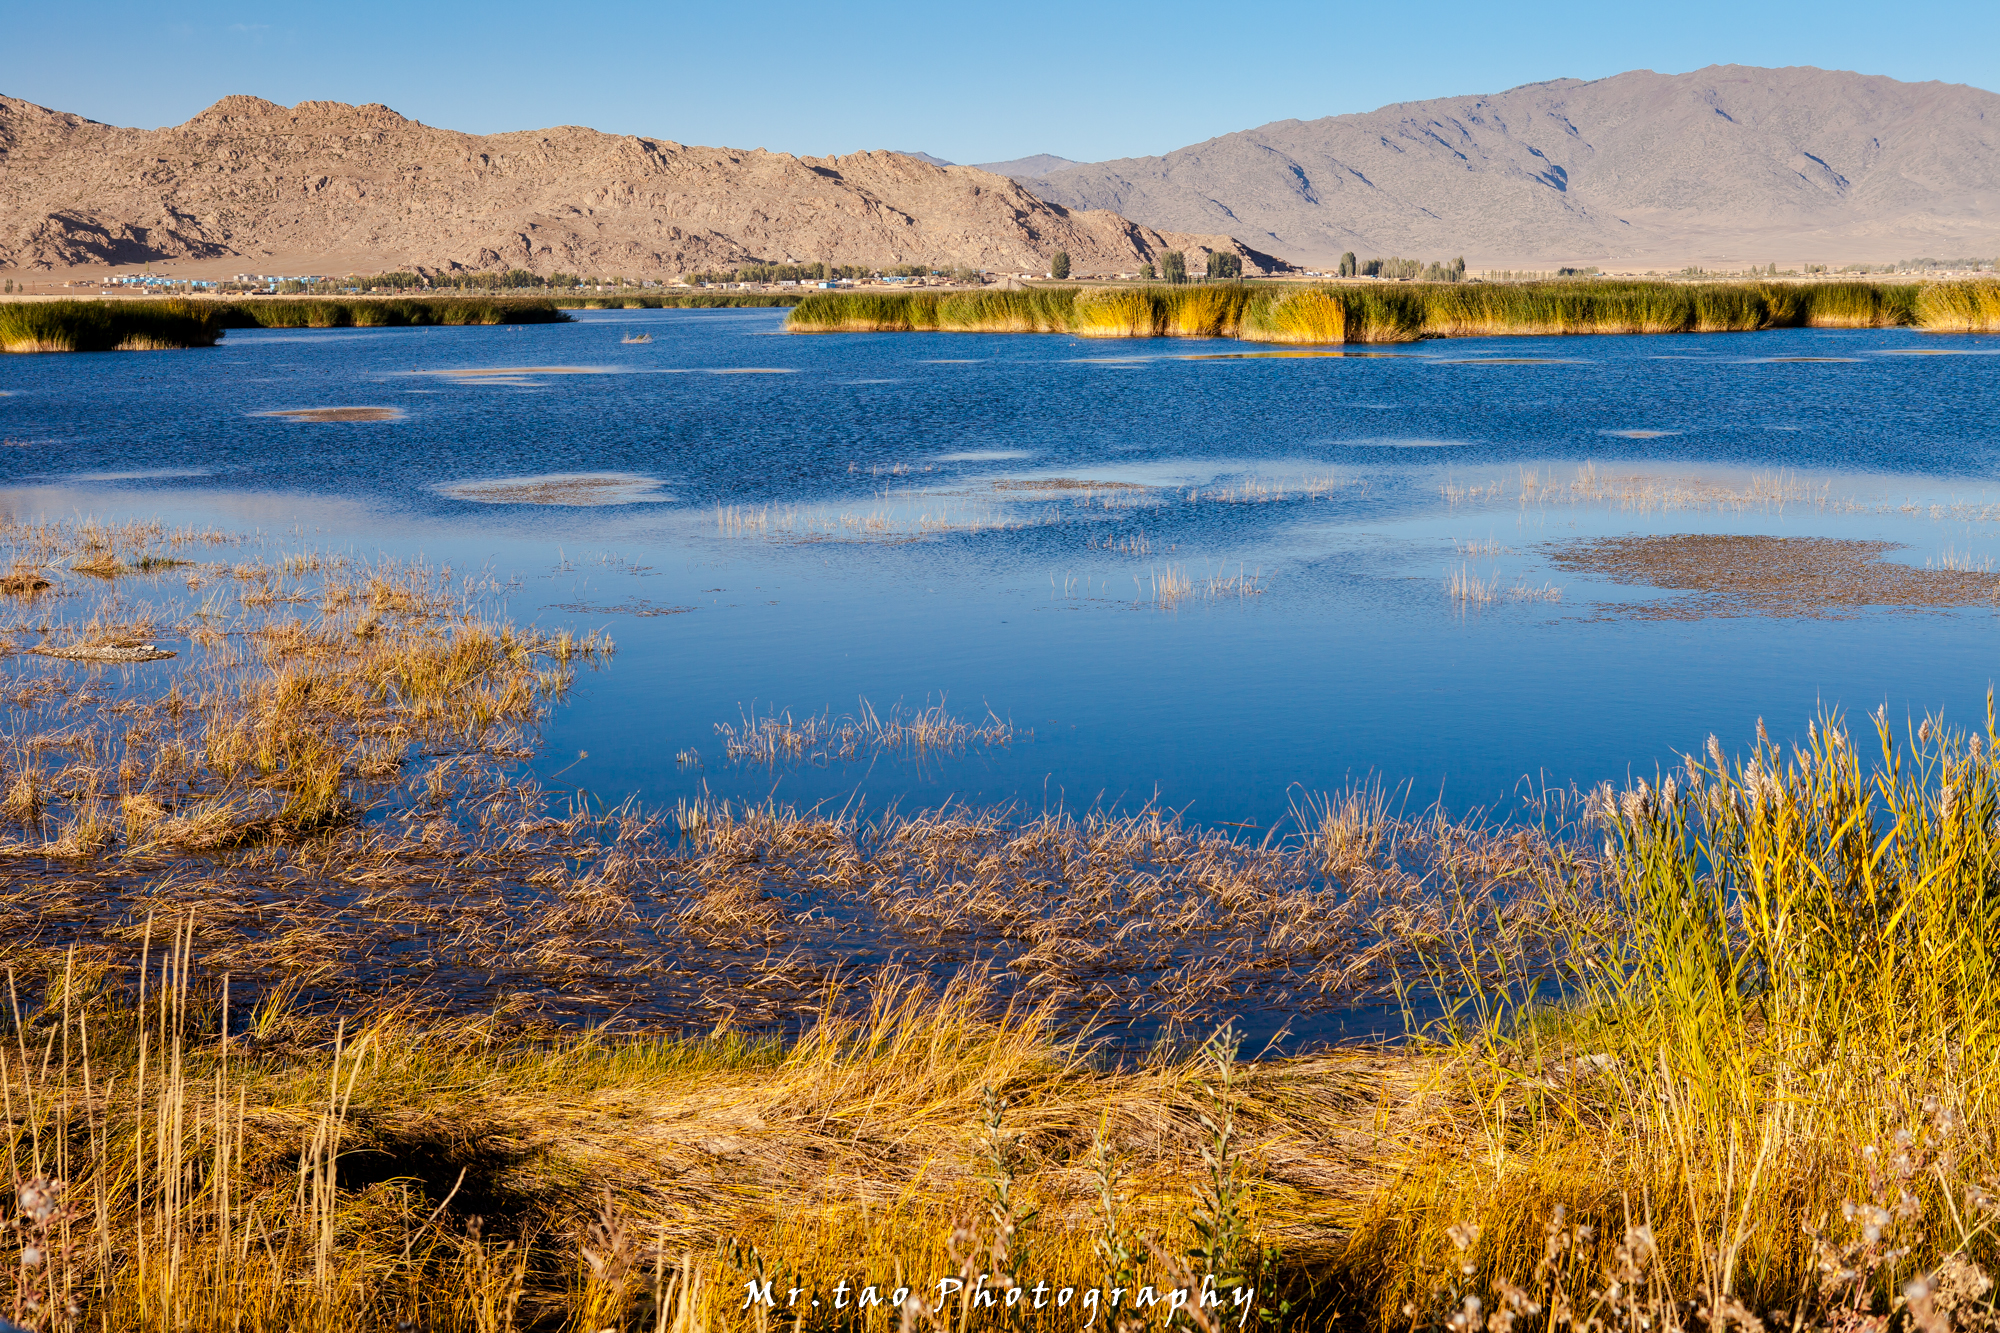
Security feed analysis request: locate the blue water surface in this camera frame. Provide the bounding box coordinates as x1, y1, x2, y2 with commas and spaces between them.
5, 307, 2000, 827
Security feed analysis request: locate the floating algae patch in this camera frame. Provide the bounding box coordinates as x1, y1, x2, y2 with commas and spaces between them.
1749, 356, 1861, 364
260, 406, 404, 423
438, 472, 672, 506
1546, 533, 2000, 619
1602, 429, 1682, 439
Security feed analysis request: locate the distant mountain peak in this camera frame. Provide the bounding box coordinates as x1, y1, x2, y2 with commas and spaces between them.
1024, 66, 2000, 266
971, 153, 1077, 179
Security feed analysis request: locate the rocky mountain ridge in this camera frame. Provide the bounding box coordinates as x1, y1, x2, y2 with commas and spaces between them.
0, 94, 1286, 277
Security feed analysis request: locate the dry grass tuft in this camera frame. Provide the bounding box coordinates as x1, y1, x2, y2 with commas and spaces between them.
0, 561, 52, 596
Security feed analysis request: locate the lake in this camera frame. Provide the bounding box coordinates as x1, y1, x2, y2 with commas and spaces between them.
7, 306, 2000, 1045
8, 307, 1998, 826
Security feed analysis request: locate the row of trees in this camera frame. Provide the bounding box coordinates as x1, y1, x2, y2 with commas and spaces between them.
1044, 249, 1245, 283
1335, 252, 1467, 281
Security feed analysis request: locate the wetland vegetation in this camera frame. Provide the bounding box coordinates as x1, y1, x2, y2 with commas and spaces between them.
786, 278, 2000, 343
0, 298, 571, 353
7, 513, 2000, 1331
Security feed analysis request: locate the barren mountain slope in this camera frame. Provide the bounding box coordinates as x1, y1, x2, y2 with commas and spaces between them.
1026, 65, 2000, 266
0, 95, 1287, 276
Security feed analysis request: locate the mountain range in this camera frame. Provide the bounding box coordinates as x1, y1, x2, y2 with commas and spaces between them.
0, 95, 1278, 278
1008, 65, 2000, 267
5, 66, 1995, 279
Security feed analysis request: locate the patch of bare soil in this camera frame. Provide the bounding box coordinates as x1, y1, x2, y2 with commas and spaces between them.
1546, 533, 2000, 618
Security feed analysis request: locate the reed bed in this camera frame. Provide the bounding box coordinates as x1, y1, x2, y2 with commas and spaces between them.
212, 297, 570, 329
1349, 706, 2000, 1333
0, 298, 567, 351
785, 280, 1960, 344
0, 300, 223, 353
1913, 280, 2000, 332
555, 293, 803, 310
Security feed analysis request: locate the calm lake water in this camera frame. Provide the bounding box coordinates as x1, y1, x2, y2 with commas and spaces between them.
6, 307, 2000, 828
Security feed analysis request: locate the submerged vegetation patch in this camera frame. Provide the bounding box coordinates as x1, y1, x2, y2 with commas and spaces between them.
260, 405, 405, 422
1546, 532, 2000, 616
438, 472, 673, 505
787, 278, 2000, 344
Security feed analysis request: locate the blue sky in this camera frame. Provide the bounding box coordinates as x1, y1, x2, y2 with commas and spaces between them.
11, 0, 1997, 164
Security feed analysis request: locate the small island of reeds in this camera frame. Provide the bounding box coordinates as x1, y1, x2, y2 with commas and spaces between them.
785, 277, 2000, 343
0, 296, 572, 353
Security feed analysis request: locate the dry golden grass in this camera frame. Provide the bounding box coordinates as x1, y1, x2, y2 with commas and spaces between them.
9, 514, 2000, 1332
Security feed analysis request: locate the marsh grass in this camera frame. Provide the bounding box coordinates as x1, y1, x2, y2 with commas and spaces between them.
788, 280, 1954, 345
214, 297, 570, 330
0, 298, 566, 352
1913, 280, 2000, 332
555, 293, 802, 310
0, 301, 223, 353
1351, 706, 2000, 1333
0, 946, 1403, 1332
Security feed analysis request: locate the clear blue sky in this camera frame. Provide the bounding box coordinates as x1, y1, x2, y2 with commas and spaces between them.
11, 0, 1997, 164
